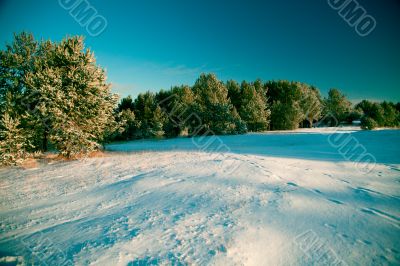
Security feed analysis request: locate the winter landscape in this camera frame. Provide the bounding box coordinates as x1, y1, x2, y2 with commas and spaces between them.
1, 1, 400, 266
1, 128, 400, 265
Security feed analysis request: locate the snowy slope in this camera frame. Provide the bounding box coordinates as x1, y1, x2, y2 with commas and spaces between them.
0, 129, 399, 265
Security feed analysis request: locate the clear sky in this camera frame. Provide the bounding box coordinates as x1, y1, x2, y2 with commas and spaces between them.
0, 0, 399, 102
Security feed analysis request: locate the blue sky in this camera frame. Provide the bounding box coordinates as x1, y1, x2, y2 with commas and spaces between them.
0, 0, 399, 102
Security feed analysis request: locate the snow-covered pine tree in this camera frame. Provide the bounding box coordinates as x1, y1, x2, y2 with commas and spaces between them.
238, 81, 270, 131
132, 92, 167, 138
155, 87, 184, 137
117, 108, 138, 140
25, 36, 118, 157
381, 101, 399, 127
299, 84, 322, 128
0, 32, 43, 153
113, 96, 139, 140
323, 88, 352, 125
151, 106, 167, 138
0, 113, 32, 165
267, 80, 304, 130
226, 80, 242, 112
192, 73, 245, 135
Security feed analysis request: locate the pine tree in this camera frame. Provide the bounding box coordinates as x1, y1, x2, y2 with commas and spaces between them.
323, 88, 351, 125
270, 100, 303, 130
239, 81, 270, 131
120, 109, 137, 138
360, 116, 378, 130
192, 73, 245, 135
156, 86, 195, 137
356, 100, 400, 129
299, 85, 322, 128
25, 36, 118, 157
133, 91, 167, 138
355, 100, 385, 127
0, 32, 38, 104
266, 81, 304, 130
0, 32, 42, 151
114, 96, 139, 140
0, 113, 32, 165
151, 106, 167, 137
226, 80, 241, 111
118, 95, 135, 111
381, 101, 399, 127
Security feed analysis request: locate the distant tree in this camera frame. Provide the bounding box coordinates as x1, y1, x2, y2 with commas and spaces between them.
113, 96, 140, 140
355, 100, 400, 129
192, 73, 246, 135
270, 100, 303, 130
355, 100, 384, 127
345, 108, 363, 123
397, 103, 400, 125
380, 101, 399, 127
156, 86, 195, 137
117, 109, 137, 140
155, 89, 179, 137
299, 85, 322, 128
266, 80, 303, 130
253, 79, 267, 96
133, 91, 167, 138
323, 89, 351, 125
360, 116, 378, 130
395, 103, 400, 113
118, 95, 135, 112
226, 80, 241, 111
238, 81, 270, 131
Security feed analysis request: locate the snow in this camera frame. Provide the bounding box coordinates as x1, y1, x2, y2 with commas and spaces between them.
0, 128, 399, 265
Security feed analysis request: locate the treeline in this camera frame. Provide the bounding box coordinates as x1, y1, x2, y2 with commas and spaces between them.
1, 33, 399, 165
112, 78, 400, 141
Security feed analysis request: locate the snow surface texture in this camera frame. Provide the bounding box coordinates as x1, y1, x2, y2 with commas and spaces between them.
0, 128, 399, 265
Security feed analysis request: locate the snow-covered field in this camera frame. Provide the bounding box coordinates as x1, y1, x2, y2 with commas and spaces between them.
1, 128, 399, 265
